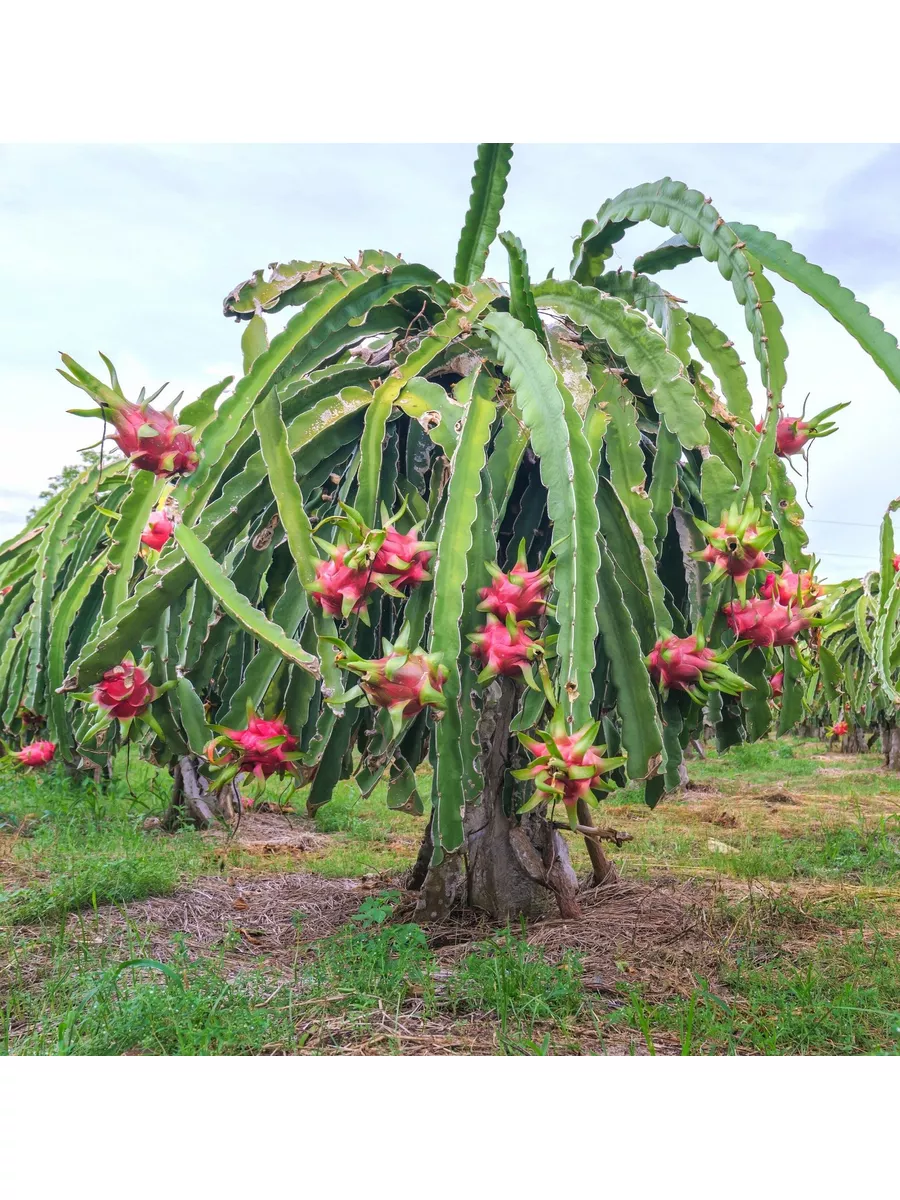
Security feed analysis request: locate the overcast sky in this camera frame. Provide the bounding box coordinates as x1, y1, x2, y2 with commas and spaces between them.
1, 143, 898, 581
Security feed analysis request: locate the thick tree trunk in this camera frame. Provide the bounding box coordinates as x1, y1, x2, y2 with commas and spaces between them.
413, 679, 586, 922
886, 723, 900, 771
163, 755, 239, 829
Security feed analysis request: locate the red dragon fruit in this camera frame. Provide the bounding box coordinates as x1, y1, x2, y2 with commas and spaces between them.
467, 615, 543, 690
93, 659, 157, 719
310, 546, 378, 620
755, 402, 848, 458
511, 709, 626, 828
206, 714, 299, 784
646, 633, 749, 700
723, 598, 812, 648
694, 504, 775, 598
371, 526, 433, 590
829, 719, 849, 738
327, 626, 447, 737
893, 554, 900, 573
760, 568, 821, 608
478, 550, 554, 621
60, 353, 199, 477
316, 501, 434, 596
13, 740, 56, 768
140, 510, 175, 552
769, 670, 785, 697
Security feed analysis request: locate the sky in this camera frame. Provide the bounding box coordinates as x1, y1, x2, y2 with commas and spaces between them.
1, 142, 899, 582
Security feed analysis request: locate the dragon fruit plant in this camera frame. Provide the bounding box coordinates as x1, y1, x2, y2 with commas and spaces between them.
808, 500, 900, 770
5, 143, 897, 917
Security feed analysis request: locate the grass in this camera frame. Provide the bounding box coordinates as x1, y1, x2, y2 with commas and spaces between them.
2, 737, 900, 1055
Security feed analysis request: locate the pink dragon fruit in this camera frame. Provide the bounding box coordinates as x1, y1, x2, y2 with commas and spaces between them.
694, 504, 775, 597
646, 633, 749, 700
140, 510, 175, 552
93, 659, 157, 719
829, 718, 849, 738
13, 740, 56, 768
61, 354, 199, 477
893, 554, 900, 573
511, 708, 626, 828
371, 526, 433, 590
467, 615, 543, 688
760, 568, 821, 608
723, 598, 812, 648
755, 402, 848, 458
477, 552, 553, 621
328, 626, 447, 737
206, 714, 299, 783
769, 670, 785, 697
316, 502, 434, 596
310, 546, 378, 619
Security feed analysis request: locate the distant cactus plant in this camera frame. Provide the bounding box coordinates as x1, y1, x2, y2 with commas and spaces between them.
2, 144, 898, 918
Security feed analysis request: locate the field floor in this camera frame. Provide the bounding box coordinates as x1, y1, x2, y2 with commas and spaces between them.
2, 738, 899, 1055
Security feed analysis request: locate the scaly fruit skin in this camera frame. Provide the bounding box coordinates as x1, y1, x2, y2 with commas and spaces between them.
646, 634, 750, 701
478, 558, 552, 621
468, 616, 540, 681
756, 403, 848, 458
108, 398, 199, 477
371, 526, 432, 590
723, 598, 811, 648
513, 709, 626, 828
93, 660, 156, 719
13, 740, 56, 767
140, 511, 175, 552
310, 547, 377, 618
207, 714, 299, 783
830, 719, 849, 737
330, 636, 447, 736
770, 670, 785, 698
694, 504, 775, 596
318, 502, 434, 595
893, 554, 900, 573
760, 569, 821, 608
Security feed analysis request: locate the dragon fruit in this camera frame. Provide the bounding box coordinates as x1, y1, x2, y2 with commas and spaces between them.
468, 615, 543, 689
310, 546, 378, 619
206, 714, 300, 785
694, 504, 775, 597
755, 402, 849, 458
511, 709, 626, 828
893, 554, 900, 573
829, 719, 849, 738
723, 598, 812, 648
93, 659, 156, 719
328, 626, 447, 737
371, 526, 433, 590
769, 670, 785, 697
13, 740, 56, 768
760, 568, 821, 608
646, 633, 749, 700
478, 550, 553, 621
140, 510, 175, 552
316, 501, 434, 596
